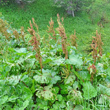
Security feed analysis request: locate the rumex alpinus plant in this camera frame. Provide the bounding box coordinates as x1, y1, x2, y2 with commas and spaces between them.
0, 17, 25, 41
0, 18, 11, 40
28, 18, 42, 73
95, 30, 103, 56
47, 18, 56, 40
13, 30, 20, 41
1, 14, 110, 110
70, 30, 77, 48
88, 30, 103, 83
20, 26, 25, 42
56, 14, 68, 60
88, 64, 97, 82
91, 30, 103, 63
13, 27, 25, 42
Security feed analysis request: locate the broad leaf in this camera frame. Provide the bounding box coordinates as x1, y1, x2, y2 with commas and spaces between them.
74, 105, 83, 110
51, 57, 65, 66
50, 71, 61, 84
64, 74, 76, 86
65, 54, 83, 68
52, 100, 66, 109
36, 85, 54, 100
67, 89, 83, 105
98, 84, 110, 96
83, 81, 97, 99
78, 71, 91, 81
60, 84, 68, 95
35, 98, 49, 109
6, 75, 21, 86
8, 95, 18, 102
0, 95, 8, 105
33, 69, 51, 84
15, 48, 27, 53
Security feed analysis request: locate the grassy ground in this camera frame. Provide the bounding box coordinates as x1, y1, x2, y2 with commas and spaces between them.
0, 0, 110, 55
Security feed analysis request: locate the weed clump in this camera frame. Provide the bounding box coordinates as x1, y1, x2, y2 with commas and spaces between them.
28, 18, 42, 73
0, 18, 11, 40
91, 30, 103, 63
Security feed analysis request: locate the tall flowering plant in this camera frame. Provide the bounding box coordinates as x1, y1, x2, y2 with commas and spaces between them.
28, 18, 42, 73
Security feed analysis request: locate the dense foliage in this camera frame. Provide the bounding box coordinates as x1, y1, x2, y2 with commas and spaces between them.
0, 0, 35, 5
0, 13, 110, 110
51, 0, 95, 17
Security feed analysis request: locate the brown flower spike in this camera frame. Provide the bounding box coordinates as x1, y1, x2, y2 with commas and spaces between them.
28, 18, 42, 73
91, 30, 103, 63
47, 18, 56, 37
56, 14, 68, 59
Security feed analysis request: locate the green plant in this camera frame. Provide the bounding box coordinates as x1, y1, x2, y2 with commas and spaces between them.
87, 0, 110, 25
0, 13, 110, 109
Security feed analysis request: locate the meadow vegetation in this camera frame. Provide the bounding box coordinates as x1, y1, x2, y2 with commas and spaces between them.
0, 0, 110, 109
0, 0, 110, 54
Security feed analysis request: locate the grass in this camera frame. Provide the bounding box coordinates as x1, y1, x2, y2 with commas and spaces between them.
0, 0, 110, 55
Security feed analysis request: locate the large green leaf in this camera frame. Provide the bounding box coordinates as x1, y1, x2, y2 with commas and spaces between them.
50, 71, 61, 84
83, 81, 97, 99
36, 85, 54, 100
8, 95, 18, 102
43, 57, 53, 64
98, 84, 110, 96
98, 94, 110, 107
50, 75, 61, 84
22, 100, 29, 109
96, 63, 107, 77
57, 95, 63, 102
15, 48, 27, 53
52, 100, 66, 109
52, 87, 59, 95
35, 98, 49, 110
107, 67, 110, 76
0, 95, 8, 105
67, 89, 83, 105
78, 71, 91, 81
6, 75, 21, 86
65, 54, 83, 68
21, 87, 32, 100
74, 105, 83, 110
51, 57, 65, 66
60, 84, 68, 95
64, 74, 76, 86
21, 75, 33, 88
33, 69, 51, 84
